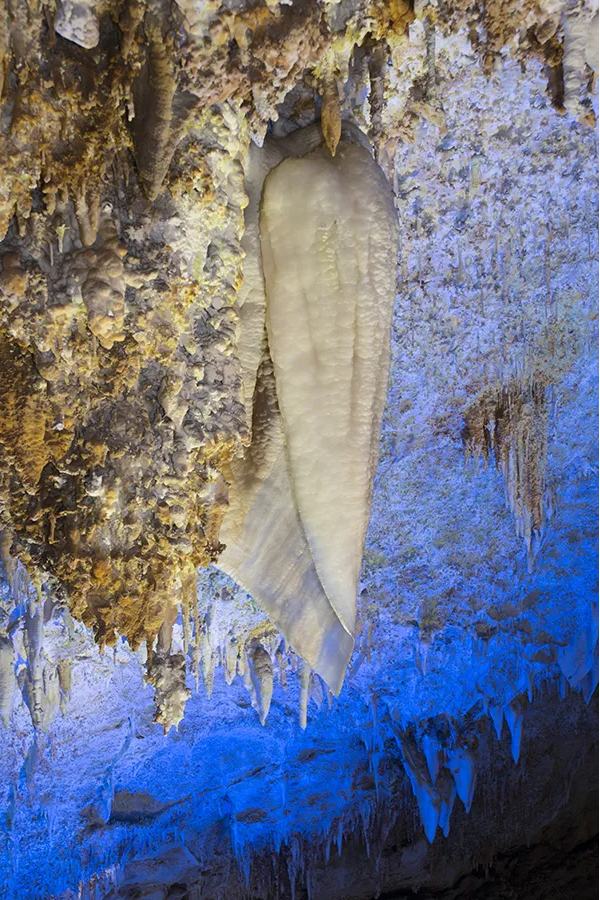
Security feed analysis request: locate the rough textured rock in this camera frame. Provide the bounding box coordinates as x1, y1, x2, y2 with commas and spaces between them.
0, 1, 597, 899
0, 0, 596, 685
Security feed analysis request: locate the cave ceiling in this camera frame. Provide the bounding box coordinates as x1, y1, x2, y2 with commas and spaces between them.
0, 2, 598, 899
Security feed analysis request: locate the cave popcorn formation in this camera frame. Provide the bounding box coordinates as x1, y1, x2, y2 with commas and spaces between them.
0, 1, 598, 898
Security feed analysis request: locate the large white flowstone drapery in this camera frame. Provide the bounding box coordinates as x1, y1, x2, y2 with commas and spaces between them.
218, 122, 398, 695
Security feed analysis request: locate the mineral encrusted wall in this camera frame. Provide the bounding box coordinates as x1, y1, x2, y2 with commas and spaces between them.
0, 9, 597, 895
0, 3, 597, 898
0, 0, 597, 695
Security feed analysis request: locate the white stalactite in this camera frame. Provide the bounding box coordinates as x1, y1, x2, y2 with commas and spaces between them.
23, 589, 45, 730
0, 634, 16, 727
247, 642, 274, 726
563, 8, 597, 118
587, 12, 599, 71
422, 733, 441, 785
218, 122, 398, 696
299, 661, 311, 730
260, 133, 397, 639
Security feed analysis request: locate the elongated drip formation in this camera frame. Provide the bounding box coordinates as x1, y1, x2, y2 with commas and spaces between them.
462, 380, 549, 568
0, 0, 596, 735
218, 122, 398, 695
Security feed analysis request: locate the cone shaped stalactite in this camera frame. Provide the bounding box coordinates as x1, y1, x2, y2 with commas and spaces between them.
218, 121, 398, 694
462, 380, 549, 565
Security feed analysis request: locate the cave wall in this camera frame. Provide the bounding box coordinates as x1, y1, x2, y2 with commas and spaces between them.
0, 2, 597, 899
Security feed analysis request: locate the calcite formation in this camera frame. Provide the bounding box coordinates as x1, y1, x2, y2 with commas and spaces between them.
0, 0, 597, 729
0, 632, 15, 727
0, 3, 596, 896
462, 381, 549, 567
218, 121, 398, 695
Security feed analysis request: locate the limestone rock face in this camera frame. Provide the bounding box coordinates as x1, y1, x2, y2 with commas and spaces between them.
0, 3, 597, 898
0, 0, 596, 692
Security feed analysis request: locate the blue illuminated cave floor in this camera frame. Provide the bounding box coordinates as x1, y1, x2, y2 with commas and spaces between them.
0, 51, 598, 900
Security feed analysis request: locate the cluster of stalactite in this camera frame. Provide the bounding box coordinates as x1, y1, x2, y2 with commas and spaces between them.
0, 0, 596, 713
462, 380, 549, 567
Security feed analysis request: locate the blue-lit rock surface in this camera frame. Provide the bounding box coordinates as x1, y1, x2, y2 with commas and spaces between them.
0, 7, 598, 900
